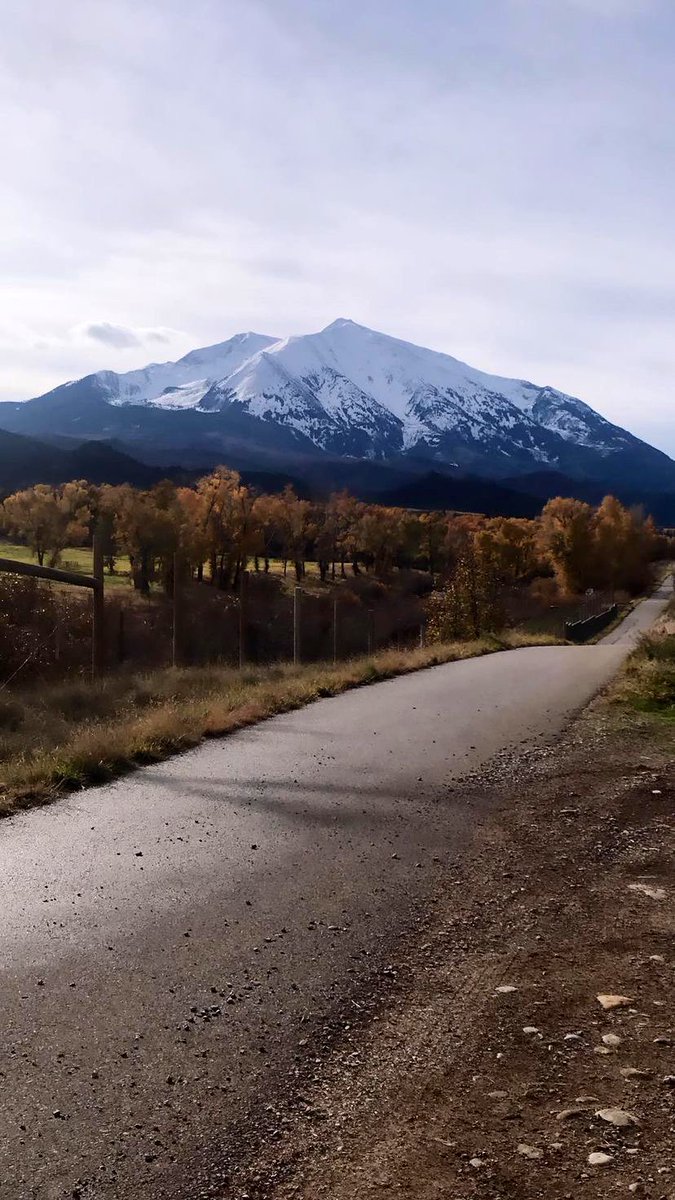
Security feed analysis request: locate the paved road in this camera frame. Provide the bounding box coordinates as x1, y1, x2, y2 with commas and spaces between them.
0, 580, 670, 1199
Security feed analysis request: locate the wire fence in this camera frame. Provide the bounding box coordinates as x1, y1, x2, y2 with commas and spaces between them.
0, 563, 428, 689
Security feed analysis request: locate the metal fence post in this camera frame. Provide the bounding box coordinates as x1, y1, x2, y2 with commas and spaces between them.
92, 531, 105, 679
419, 621, 425, 649
293, 587, 301, 666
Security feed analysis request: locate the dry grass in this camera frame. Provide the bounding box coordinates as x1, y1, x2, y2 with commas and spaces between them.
610, 597, 675, 718
0, 630, 558, 817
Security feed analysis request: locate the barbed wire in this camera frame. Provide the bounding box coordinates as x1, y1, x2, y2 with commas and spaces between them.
0, 625, 59, 694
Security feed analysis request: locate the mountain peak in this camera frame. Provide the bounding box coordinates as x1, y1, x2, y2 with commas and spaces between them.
320, 318, 361, 333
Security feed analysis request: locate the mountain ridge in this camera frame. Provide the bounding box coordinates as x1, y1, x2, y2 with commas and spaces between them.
1, 319, 672, 492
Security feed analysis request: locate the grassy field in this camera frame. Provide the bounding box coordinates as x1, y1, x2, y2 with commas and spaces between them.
0, 630, 559, 818
0, 538, 327, 592
0, 539, 134, 590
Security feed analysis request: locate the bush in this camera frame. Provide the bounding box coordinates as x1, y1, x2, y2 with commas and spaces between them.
0, 696, 24, 731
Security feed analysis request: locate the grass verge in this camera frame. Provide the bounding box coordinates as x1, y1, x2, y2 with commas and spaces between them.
0, 631, 558, 818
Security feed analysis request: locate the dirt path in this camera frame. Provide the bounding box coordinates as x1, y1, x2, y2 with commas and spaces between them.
224, 702, 674, 1200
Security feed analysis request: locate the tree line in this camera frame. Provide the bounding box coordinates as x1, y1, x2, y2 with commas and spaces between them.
0, 470, 669, 601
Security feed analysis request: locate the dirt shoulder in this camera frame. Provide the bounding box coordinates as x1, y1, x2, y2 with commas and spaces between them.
224, 702, 674, 1200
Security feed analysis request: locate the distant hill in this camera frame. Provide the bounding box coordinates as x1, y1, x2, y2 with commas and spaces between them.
0, 430, 170, 494
503, 470, 675, 524
1, 427, 673, 525
373, 470, 541, 518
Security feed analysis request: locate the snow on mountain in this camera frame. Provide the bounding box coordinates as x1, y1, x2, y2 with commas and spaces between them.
92, 317, 629, 463
101, 332, 278, 408
14, 319, 671, 483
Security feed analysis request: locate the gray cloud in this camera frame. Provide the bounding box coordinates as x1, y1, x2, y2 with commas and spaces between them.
78, 323, 175, 349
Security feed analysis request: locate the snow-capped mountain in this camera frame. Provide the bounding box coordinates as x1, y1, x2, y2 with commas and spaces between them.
1, 319, 673, 489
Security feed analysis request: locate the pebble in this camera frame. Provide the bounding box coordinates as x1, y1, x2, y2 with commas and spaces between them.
601, 1033, 622, 1048
495, 985, 518, 994
557, 1107, 587, 1121
522, 1026, 540, 1035
628, 883, 666, 901
517, 1144, 543, 1160
595, 1107, 639, 1128
621, 1067, 652, 1079
588, 1151, 613, 1166
469, 1157, 484, 1169
597, 994, 632, 1010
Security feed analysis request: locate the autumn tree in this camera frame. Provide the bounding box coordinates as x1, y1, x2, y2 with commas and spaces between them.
192, 468, 257, 589
111, 484, 179, 593
426, 542, 504, 641
475, 518, 539, 587
538, 498, 597, 594
417, 512, 449, 576
594, 496, 656, 595
2, 482, 92, 567
251, 493, 280, 573
271, 486, 315, 580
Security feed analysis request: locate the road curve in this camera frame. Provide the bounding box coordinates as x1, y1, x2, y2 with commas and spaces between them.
0, 579, 670, 1199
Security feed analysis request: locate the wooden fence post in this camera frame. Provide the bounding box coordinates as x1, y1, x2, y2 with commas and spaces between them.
92, 531, 105, 679
293, 587, 301, 666
172, 552, 183, 669
332, 596, 338, 665
117, 608, 126, 664
239, 569, 248, 669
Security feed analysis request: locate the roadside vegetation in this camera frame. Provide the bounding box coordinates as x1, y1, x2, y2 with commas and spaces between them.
612, 596, 675, 717
0, 630, 556, 817
0, 473, 669, 681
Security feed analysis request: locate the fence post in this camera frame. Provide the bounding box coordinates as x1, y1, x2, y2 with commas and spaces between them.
172, 552, 183, 669
91, 531, 105, 679
293, 587, 301, 666
117, 608, 126, 664
239, 569, 248, 669
419, 621, 425, 649
332, 596, 338, 665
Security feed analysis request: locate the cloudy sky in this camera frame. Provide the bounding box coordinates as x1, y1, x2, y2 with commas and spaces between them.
1, 0, 674, 451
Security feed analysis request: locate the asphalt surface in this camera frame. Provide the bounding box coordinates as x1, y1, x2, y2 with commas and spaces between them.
0, 579, 671, 1200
